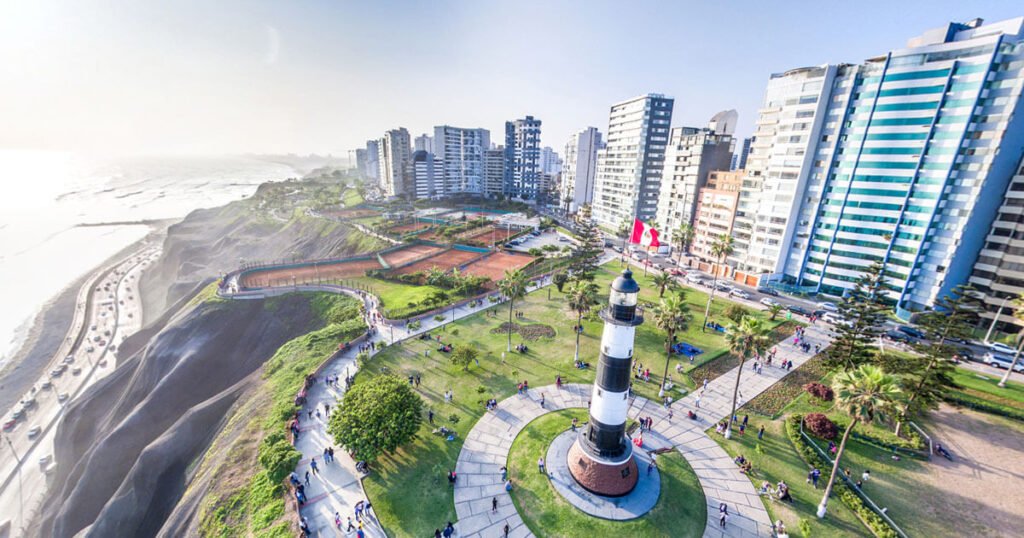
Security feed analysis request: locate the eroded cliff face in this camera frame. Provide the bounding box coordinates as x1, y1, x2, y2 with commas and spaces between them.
37, 293, 331, 538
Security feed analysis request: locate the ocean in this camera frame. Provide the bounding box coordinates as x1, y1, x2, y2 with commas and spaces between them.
0, 151, 298, 369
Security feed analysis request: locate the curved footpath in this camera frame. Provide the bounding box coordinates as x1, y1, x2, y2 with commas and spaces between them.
221, 254, 831, 538
454, 321, 830, 538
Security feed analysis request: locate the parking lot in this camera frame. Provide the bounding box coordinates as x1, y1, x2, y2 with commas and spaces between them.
507, 229, 573, 253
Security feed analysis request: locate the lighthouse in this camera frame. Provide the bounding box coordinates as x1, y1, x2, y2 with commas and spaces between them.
568, 269, 642, 496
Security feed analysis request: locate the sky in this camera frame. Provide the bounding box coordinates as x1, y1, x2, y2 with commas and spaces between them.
2, 0, 1022, 157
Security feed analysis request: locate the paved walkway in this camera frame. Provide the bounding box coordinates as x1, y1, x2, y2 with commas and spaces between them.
452, 321, 832, 538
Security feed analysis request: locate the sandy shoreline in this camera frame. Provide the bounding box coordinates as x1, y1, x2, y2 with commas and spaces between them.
0, 224, 170, 412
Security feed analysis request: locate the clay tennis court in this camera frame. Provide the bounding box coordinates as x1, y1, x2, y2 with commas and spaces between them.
381, 244, 445, 267
240, 258, 382, 288
459, 225, 517, 245
388, 221, 432, 234
462, 251, 535, 281
391, 248, 483, 275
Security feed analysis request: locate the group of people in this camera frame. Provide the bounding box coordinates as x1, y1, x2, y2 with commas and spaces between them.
635, 364, 652, 382
573, 359, 590, 369
638, 415, 656, 432
514, 343, 529, 353
758, 479, 792, 502
485, 398, 499, 411
407, 374, 422, 387
734, 454, 753, 474
516, 380, 530, 395
433, 521, 456, 537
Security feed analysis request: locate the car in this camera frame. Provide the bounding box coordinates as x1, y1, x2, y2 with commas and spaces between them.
985, 353, 1024, 372
652, 263, 664, 270
760, 297, 779, 307
71, 367, 82, 376
20, 397, 37, 409
63, 355, 75, 364
57, 393, 69, 403
943, 336, 970, 345
952, 347, 975, 362
987, 341, 1017, 355
669, 268, 683, 276
787, 305, 810, 317
757, 286, 780, 297
685, 273, 705, 284
39, 454, 53, 467
27, 426, 42, 439
715, 282, 732, 292
2, 418, 16, 431
897, 325, 928, 340
40, 380, 53, 390
730, 289, 750, 299
816, 301, 839, 312
883, 330, 912, 343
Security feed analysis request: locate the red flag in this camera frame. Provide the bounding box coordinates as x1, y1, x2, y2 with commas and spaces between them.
629, 219, 660, 247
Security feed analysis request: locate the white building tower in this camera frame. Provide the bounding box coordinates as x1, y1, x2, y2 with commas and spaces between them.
568, 269, 642, 496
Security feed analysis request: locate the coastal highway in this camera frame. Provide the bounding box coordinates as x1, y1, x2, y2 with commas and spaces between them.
0, 245, 160, 536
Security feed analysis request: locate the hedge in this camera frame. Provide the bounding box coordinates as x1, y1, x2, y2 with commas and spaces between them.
941, 391, 1024, 422
786, 415, 899, 538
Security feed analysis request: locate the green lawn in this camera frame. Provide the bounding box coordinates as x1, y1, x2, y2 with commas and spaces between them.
950, 367, 1024, 405
351, 276, 453, 319
342, 188, 364, 207
509, 410, 706, 538
357, 266, 798, 537
709, 419, 867, 538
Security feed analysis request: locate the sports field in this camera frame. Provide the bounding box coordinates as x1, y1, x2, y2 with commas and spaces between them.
381, 244, 445, 267
239, 258, 382, 288
462, 251, 534, 281
391, 248, 482, 275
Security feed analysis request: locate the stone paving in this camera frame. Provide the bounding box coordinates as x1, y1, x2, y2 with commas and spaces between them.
453, 321, 833, 538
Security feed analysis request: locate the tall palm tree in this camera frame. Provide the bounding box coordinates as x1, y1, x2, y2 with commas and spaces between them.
617, 217, 633, 265
723, 316, 770, 439
999, 295, 1024, 387
566, 280, 599, 364
675, 223, 695, 266
651, 293, 692, 397
497, 269, 528, 352
818, 365, 903, 518
652, 272, 675, 298
701, 234, 735, 331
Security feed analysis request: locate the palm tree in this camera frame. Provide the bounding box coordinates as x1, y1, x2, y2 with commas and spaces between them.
723, 316, 770, 439
652, 272, 675, 298
999, 295, 1024, 387
497, 269, 528, 352
701, 234, 735, 331
566, 280, 600, 364
617, 217, 633, 265
767, 303, 784, 321
675, 223, 695, 266
651, 293, 692, 397
817, 365, 903, 518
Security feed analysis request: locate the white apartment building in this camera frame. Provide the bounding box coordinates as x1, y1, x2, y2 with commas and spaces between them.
592, 94, 674, 230
433, 126, 490, 196
655, 124, 733, 244
560, 127, 604, 214
378, 128, 412, 197
483, 147, 505, 198
411, 150, 443, 199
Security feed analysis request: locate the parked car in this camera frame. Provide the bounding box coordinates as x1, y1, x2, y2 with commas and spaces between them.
987, 341, 1017, 355
883, 330, 912, 343
40, 380, 53, 390
63, 355, 75, 364
685, 273, 706, 285
39, 454, 53, 468
730, 289, 750, 300
669, 268, 683, 276
757, 286, 780, 297
2, 418, 16, 431
985, 353, 1024, 372
816, 301, 839, 312
953, 348, 975, 362
27, 425, 42, 439
714, 282, 732, 292
57, 393, 69, 403
897, 325, 928, 340
760, 297, 779, 307
787, 305, 810, 317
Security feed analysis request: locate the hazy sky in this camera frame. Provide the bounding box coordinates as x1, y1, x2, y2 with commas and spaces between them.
2, 1, 1021, 156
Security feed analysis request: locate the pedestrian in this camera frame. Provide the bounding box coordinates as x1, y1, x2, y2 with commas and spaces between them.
540, 393, 545, 408
758, 425, 765, 440
668, 408, 674, 422
365, 500, 373, 518
304, 470, 311, 486
416, 374, 421, 387
310, 458, 319, 475
703, 377, 709, 391
335, 511, 342, 529
300, 516, 311, 536
742, 415, 749, 427
812, 468, 821, 488
571, 417, 578, 432
347, 517, 355, 532
862, 469, 871, 484
504, 523, 510, 537
355, 500, 364, 521
429, 409, 435, 424
328, 446, 335, 462
538, 456, 546, 474
492, 496, 498, 513
695, 393, 701, 408
719, 503, 729, 528
647, 461, 655, 475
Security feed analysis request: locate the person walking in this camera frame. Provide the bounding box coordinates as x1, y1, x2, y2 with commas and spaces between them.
492, 497, 498, 513
428, 409, 434, 424
310, 458, 319, 475
719, 503, 729, 528
538, 457, 546, 474
540, 393, 545, 408
758, 425, 765, 440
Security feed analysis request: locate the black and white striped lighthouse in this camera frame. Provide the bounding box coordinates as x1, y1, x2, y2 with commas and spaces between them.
568, 269, 642, 496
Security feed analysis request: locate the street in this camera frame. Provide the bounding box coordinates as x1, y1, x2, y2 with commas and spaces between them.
0, 245, 160, 536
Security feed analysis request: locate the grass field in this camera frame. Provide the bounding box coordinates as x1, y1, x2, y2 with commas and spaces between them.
350, 277, 453, 320
509, 410, 706, 538
950, 368, 1024, 406
342, 188, 364, 207
357, 265, 795, 537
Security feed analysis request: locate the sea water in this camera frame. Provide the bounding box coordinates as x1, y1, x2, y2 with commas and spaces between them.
0, 150, 297, 369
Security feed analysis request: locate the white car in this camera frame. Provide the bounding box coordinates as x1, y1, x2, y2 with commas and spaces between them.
57, 393, 70, 403
816, 301, 839, 312
730, 289, 750, 300
27, 426, 42, 439
987, 341, 1017, 355
760, 297, 779, 307
986, 353, 1024, 372
685, 273, 705, 284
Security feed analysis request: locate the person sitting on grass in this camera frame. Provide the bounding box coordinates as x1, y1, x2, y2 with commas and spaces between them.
447, 470, 457, 486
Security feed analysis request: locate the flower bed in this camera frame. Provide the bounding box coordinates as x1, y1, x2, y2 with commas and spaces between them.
743, 356, 829, 418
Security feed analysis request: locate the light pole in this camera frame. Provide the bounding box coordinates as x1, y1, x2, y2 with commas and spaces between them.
4, 435, 23, 534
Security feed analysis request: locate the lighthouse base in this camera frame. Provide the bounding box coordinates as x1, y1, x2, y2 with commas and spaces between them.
566, 441, 639, 497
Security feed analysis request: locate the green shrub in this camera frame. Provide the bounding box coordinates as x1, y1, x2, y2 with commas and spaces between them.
257, 432, 302, 484
942, 391, 1024, 421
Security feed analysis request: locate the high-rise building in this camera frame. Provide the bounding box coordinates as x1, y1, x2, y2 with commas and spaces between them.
433, 126, 491, 195
411, 150, 443, 199
364, 140, 380, 180
730, 66, 834, 278
504, 116, 542, 200
692, 170, 744, 262
970, 155, 1024, 333
708, 109, 739, 136
414, 133, 434, 154
483, 147, 505, 198
355, 149, 368, 179
592, 94, 674, 230
561, 127, 604, 214
736, 17, 1024, 318
731, 137, 752, 171
655, 123, 734, 244
540, 146, 563, 175
378, 128, 412, 197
